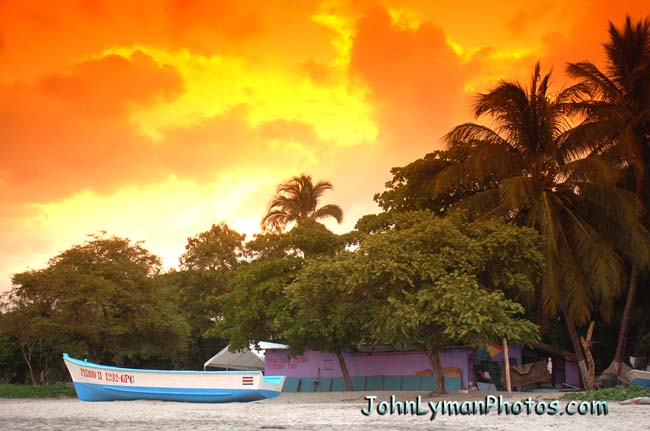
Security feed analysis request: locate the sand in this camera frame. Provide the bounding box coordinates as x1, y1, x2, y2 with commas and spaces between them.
1, 391, 649, 431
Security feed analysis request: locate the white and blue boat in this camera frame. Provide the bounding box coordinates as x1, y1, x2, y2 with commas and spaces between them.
627, 369, 650, 387
63, 353, 285, 402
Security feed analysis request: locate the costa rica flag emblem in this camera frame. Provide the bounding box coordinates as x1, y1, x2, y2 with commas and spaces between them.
242, 376, 254, 386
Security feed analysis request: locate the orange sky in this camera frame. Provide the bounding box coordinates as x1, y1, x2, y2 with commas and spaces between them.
1, 0, 648, 291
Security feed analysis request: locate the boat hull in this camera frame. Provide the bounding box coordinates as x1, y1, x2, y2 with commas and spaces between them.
72, 382, 282, 402
63, 353, 285, 403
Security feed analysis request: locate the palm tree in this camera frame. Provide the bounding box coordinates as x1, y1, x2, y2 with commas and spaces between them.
261, 174, 343, 231
434, 63, 648, 387
566, 16, 650, 375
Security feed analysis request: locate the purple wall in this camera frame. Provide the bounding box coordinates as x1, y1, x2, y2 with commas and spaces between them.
565, 361, 580, 387
265, 348, 474, 389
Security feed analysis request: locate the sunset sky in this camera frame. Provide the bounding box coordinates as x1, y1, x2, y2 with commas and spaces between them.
1, 0, 648, 291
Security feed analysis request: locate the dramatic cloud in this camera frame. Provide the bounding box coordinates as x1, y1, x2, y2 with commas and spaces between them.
349, 5, 470, 156
538, 0, 650, 77
1, 0, 648, 292
0, 51, 183, 203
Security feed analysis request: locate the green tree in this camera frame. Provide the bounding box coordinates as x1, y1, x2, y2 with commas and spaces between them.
7, 234, 189, 366
179, 223, 245, 272
0, 328, 28, 383
374, 144, 497, 215
215, 255, 302, 351
352, 212, 542, 395
208, 220, 344, 374
261, 174, 343, 231
0, 296, 58, 384
566, 16, 650, 374
283, 252, 370, 391
175, 223, 245, 368
434, 63, 649, 386
213, 222, 341, 351
384, 273, 537, 395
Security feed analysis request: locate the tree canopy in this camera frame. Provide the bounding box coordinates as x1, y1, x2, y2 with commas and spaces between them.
216, 211, 542, 392
3, 234, 189, 374
213, 221, 342, 351
275, 212, 542, 392
373, 144, 498, 215
179, 223, 245, 272
173, 223, 246, 368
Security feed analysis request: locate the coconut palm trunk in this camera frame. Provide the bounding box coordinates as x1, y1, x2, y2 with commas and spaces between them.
613, 264, 639, 375
562, 308, 590, 388
614, 143, 649, 374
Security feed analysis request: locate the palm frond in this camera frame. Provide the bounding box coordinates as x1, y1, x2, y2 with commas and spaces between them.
445, 123, 511, 147
559, 202, 625, 323
454, 189, 500, 217
556, 118, 620, 161
564, 183, 650, 269
442, 124, 523, 182
432, 162, 471, 195
499, 176, 537, 211
439, 58, 650, 326
312, 180, 334, 198
312, 204, 343, 224
261, 174, 343, 230
555, 235, 592, 325
604, 16, 650, 91
527, 192, 563, 317
557, 156, 620, 185
556, 81, 596, 104
261, 209, 289, 230
474, 81, 528, 119
566, 61, 621, 102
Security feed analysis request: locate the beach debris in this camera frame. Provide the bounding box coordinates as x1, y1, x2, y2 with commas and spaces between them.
596, 372, 618, 388
620, 397, 650, 405
599, 360, 633, 385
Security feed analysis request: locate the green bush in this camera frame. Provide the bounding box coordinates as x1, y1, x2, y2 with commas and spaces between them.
0, 384, 76, 399
562, 386, 650, 401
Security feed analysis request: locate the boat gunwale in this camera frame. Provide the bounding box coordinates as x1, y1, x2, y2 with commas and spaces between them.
63, 353, 266, 376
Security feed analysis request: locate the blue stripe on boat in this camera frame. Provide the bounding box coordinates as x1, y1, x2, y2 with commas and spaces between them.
73, 382, 282, 403
262, 376, 284, 385
631, 378, 650, 387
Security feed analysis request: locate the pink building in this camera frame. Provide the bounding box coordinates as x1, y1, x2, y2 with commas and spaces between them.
263, 344, 581, 392
264, 346, 518, 392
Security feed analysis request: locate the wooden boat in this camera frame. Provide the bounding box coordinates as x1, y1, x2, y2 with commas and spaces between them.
627, 369, 650, 387
63, 353, 285, 402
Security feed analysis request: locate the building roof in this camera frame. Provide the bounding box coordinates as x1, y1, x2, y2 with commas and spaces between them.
203, 342, 289, 370
531, 342, 578, 362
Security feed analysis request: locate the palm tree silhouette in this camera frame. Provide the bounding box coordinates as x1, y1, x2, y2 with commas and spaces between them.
567, 16, 650, 375
435, 63, 647, 387
261, 174, 343, 231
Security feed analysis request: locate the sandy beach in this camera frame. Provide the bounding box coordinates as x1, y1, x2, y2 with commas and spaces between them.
1, 391, 649, 431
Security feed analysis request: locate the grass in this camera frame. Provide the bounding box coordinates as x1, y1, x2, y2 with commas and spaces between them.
562, 386, 650, 401
0, 384, 77, 399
